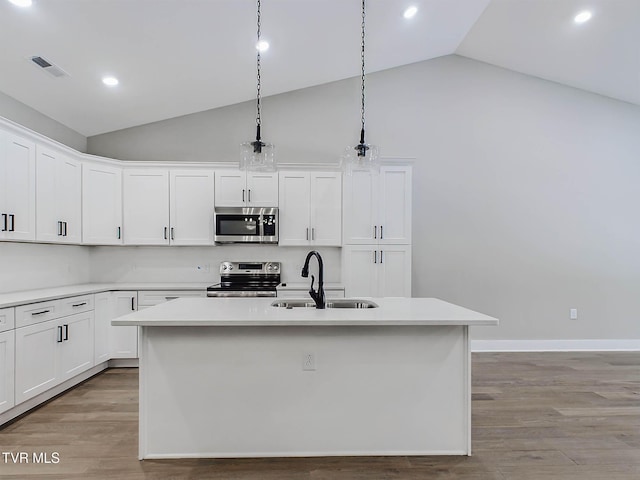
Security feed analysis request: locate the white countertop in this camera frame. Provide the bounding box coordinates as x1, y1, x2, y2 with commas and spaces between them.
112, 297, 498, 327
0, 283, 210, 309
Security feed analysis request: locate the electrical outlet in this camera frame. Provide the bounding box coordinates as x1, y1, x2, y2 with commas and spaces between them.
196, 264, 210, 273
302, 353, 316, 371
570, 308, 578, 320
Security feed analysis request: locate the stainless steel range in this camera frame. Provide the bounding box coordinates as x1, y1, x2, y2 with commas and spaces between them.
206, 261, 281, 297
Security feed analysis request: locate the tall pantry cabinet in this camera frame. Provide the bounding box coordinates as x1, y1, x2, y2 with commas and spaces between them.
342, 165, 412, 297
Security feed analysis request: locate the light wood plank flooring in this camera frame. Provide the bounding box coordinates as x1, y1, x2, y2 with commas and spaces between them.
0, 352, 638, 479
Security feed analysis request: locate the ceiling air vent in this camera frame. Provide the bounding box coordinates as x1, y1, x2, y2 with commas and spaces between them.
29, 56, 69, 78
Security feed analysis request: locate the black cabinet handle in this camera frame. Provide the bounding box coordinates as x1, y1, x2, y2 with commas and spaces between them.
1, 213, 6, 232
57, 326, 63, 343
380, 250, 383, 264
242, 189, 245, 202
63, 324, 69, 341
170, 227, 174, 240
374, 225, 377, 239
58, 221, 63, 236
164, 227, 168, 240
9, 214, 14, 232
63, 221, 68, 237
72, 302, 87, 308
131, 297, 135, 310
32, 309, 50, 316
380, 225, 383, 240
248, 189, 251, 203
117, 226, 121, 239
374, 250, 377, 264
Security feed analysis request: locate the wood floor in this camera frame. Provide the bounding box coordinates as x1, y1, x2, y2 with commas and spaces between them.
0, 352, 638, 479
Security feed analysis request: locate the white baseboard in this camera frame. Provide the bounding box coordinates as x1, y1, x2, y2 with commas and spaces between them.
471, 339, 640, 352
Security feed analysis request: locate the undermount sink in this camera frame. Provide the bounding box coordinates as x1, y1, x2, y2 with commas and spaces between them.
271, 299, 379, 309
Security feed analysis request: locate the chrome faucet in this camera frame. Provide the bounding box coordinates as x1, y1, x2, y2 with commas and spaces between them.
301, 250, 325, 309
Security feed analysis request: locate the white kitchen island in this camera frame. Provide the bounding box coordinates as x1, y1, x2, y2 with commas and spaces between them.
112, 297, 497, 459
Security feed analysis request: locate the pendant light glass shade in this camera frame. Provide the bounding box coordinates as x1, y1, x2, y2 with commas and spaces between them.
240, 0, 276, 172
342, 0, 379, 176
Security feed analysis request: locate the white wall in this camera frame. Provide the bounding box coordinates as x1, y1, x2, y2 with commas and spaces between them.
0, 243, 90, 292
88, 55, 640, 342
89, 246, 341, 285
0, 91, 87, 152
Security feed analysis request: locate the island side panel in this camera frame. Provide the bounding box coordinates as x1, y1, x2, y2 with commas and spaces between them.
139, 325, 469, 458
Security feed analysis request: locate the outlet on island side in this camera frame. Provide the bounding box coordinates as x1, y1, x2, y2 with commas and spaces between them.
302, 353, 316, 371
570, 308, 578, 320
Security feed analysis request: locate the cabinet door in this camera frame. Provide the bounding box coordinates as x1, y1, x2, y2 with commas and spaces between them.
378, 245, 412, 297
310, 172, 342, 246
15, 318, 59, 404
214, 171, 245, 207
0, 133, 36, 241
246, 172, 278, 206
123, 169, 169, 245
58, 312, 94, 382
170, 170, 215, 245
278, 171, 311, 246
94, 292, 112, 364
35, 147, 61, 242
111, 291, 138, 358
378, 166, 412, 245
0, 330, 15, 414
82, 163, 122, 245
342, 246, 379, 297
342, 170, 377, 244
57, 155, 82, 244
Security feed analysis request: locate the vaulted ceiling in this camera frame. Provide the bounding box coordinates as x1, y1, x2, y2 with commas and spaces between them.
0, 0, 637, 137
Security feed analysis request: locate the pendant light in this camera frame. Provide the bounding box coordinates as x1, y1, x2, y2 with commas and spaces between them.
240, 0, 276, 172
341, 0, 380, 175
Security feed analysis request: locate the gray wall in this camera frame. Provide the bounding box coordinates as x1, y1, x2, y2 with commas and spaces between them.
0, 91, 87, 152
88, 54, 640, 342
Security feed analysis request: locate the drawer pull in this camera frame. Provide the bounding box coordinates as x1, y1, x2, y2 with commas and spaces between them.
165, 296, 179, 300
57, 325, 63, 343
63, 324, 69, 341
32, 309, 51, 316
72, 302, 87, 307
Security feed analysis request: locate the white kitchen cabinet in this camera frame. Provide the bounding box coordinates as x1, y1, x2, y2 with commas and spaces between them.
343, 166, 412, 245
214, 170, 278, 207
123, 169, 170, 245
36, 147, 82, 243
0, 131, 36, 242
0, 307, 15, 333
82, 162, 123, 245
170, 170, 215, 245
123, 168, 214, 245
342, 245, 411, 297
94, 292, 111, 363
15, 310, 95, 404
279, 171, 342, 246
0, 330, 15, 414
110, 291, 138, 358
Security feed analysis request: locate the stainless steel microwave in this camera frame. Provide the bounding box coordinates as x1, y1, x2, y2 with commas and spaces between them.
214, 207, 278, 244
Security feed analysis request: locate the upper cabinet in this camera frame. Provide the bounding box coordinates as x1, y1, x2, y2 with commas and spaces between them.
279, 171, 342, 246
0, 131, 36, 242
343, 166, 412, 245
36, 147, 82, 244
214, 170, 278, 207
82, 162, 123, 245
123, 168, 214, 245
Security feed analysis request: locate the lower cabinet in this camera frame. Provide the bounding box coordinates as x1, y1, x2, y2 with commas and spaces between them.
14, 311, 95, 404
0, 330, 15, 414
342, 245, 412, 297
94, 291, 138, 362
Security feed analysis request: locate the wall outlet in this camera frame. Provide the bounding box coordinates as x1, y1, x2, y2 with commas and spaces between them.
570, 308, 578, 320
196, 264, 210, 273
302, 353, 316, 371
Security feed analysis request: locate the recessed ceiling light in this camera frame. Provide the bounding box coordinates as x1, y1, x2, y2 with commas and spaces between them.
8, 0, 33, 7
102, 76, 119, 87
574, 10, 592, 23
256, 40, 269, 52
403, 6, 418, 19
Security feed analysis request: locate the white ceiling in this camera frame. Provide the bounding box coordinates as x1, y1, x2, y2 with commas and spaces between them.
0, 0, 637, 137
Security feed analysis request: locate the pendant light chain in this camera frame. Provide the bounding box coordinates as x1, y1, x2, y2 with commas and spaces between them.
360, 0, 366, 136
256, 0, 262, 129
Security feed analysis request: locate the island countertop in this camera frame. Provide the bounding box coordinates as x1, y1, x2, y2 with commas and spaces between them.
112, 296, 498, 327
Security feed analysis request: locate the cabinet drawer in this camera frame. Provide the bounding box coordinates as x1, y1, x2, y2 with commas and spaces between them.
0, 307, 15, 333
15, 300, 61, 328
58, 294, 94, 317
137, 290, 205, 307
